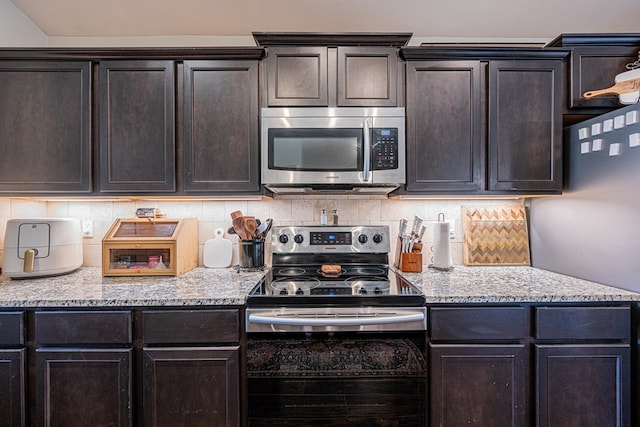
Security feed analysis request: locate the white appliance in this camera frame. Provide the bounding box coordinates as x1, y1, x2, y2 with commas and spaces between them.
261, 107, 406, 194
3, 218, 83, 279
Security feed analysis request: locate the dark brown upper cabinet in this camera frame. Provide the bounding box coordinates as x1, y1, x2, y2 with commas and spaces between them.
547, 33, 640, 114
402, 48, 567, 194
488, 59, 564, 192
182, 60, 260, 193
254, 32, 410, 107
98, 60, 176, 193
265, 46, 328, 106
405, 60, 485, 192
264, 46, 399, 107
0, 60, 92, 194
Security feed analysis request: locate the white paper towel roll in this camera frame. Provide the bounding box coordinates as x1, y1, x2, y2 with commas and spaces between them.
431, 222, 453, 270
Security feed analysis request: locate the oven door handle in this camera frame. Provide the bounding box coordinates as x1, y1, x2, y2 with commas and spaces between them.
248, 311, 425, 327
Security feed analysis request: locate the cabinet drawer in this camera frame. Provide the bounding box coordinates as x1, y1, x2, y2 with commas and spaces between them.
142, 309, 239, 344
0, 312, 24, 346
430, 307, 526, 341
535, 306, 630, 340
34, 311, 132, 345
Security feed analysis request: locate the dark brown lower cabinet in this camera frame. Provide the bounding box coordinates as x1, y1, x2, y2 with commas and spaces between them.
0, 349, 25, 427
430, 344, 528, 426
536, 344, 630, 427
35, 348, 132, 427
143, 346, 240, 427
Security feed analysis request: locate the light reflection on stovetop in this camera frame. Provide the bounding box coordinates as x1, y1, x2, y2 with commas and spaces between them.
249, 265, 423, 302
270, 275, 390, 296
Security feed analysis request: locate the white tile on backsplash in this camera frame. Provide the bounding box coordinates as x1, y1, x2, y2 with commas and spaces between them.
113, 200, 138, 218
47, 201, 70, 217
269, 199, 293, 223
246, 201, 271, 222
291, 199, 316, 223
83, 243, 102, 267
157, 201, 203, 218
0, 196, 528, 270
202, 202, 227, 221
90, 201, 115, 222
68, 201, 92, 219
223, 201, 249, 217
357, 200, 381, 224
10, 199, 47, 218
0, 199, 11, 246
336, 199, 359, 224
380, 199, 430, 222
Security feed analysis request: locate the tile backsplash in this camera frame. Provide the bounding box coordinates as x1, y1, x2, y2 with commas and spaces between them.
0, 196, 523, 269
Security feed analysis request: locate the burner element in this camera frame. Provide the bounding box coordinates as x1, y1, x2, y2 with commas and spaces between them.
350, 267, 386, 276
275, 267, 307, 276
270, 277, 320, 296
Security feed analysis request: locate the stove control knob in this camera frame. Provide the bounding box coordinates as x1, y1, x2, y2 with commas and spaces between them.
374, 287, 382, 295
357, 234, 368, 244
295, 287, 304, 295
279, 288, 289, 295
294, 234, 304, 244
359, 288, 368, 295
373, 234, 384, 244
278, 234, 289, 244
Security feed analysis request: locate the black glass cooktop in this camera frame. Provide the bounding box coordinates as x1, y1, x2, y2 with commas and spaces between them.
247, 266, 425, 307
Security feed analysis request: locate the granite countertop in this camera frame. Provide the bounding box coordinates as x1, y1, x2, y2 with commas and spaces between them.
0, 265, 638, 308
397, 266, 640, 303
0, 267, 265, 308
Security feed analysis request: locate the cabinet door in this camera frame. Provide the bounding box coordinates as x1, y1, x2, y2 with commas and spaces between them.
536, 344, 630, 427
0, 349, 25, 427
430, 344, 528, 426
406, 61, 484, 191
488, 60, 563, 192
569, 46, 640, 110
337, 47, 398, 107
36, 348, 133, 427
0, 61, 91, 194
99, 60, 176, 192
183, 60, 260, 193
143, 347, 240, 427
266, 46, 328, 106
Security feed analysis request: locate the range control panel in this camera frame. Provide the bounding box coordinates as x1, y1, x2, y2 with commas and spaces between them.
272, 225, 390, 254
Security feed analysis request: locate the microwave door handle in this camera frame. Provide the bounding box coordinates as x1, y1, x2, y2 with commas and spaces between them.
363, 118, 371, 181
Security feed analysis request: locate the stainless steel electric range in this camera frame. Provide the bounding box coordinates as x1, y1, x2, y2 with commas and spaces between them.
246, 225, 427, 426
246, 225, 426, 332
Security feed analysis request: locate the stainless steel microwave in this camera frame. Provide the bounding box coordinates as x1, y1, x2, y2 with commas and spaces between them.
261, 107, 406, 194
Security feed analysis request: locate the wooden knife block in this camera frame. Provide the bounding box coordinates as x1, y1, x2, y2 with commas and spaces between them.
400, 252, 423, 273
394, 236, 423, 273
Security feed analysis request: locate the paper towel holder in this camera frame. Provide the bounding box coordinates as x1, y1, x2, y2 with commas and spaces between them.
428, 213, 454, 272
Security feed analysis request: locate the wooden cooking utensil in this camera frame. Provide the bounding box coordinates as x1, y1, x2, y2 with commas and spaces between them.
230, 210, 243, 220
232, 215, 249, 240
582, 77, 640, 99
243, 216, 258, 240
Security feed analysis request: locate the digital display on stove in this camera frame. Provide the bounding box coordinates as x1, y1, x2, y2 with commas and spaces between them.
310, 231, 352, 245
310, 287, 353, 295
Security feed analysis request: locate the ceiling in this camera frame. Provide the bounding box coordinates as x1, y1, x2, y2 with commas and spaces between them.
10, 0, 640, 45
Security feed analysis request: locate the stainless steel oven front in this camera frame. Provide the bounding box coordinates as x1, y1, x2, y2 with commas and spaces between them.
245, 225, 426, 426
260, 107, 406, 193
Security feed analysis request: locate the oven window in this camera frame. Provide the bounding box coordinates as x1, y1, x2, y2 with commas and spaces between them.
268, 128, 363, 171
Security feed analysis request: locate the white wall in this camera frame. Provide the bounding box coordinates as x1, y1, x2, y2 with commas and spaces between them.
0, 0, 47, 46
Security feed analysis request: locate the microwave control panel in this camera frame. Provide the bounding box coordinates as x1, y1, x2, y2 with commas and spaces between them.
371, 128, 398, 170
